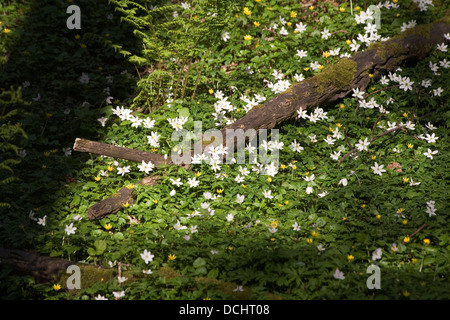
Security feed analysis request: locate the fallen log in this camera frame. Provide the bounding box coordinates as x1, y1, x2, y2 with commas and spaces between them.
88, 176, 159, 220
73, 138, 175, 166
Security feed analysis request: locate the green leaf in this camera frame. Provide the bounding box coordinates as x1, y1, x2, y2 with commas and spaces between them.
207, 268, 219, 279
193, 257, 206, 268
94, 240, 107, 254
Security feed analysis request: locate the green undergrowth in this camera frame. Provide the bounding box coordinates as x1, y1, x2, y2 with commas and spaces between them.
0, 0, 449, 300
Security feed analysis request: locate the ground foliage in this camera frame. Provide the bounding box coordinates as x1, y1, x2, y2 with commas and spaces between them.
0, 0, 449, 300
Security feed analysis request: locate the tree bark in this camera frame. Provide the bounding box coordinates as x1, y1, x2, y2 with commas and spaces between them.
87, 176, 159, 220
73, 138, 173, 166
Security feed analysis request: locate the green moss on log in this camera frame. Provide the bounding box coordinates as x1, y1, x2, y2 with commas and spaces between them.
312, 58, 357, 94
368, 41, 404, 61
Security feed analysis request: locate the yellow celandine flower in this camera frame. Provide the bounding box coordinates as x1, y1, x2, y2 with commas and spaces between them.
411, 258, 418, 264
42, 165, 47, 169
255, 42, 259, 48
287, 22, 292, 26
342, 217, 347, 221
217, 189, 224, 194
339, 7, 346, 12
153, 200, 158, 204
336, 123, 342, 128
195, 171, 202, 177
403, 112, 408, 117
323, 51, 331, 58
95, 176, 101, 181
123, 201, 130, 208
75, 34, 80, 40
340, 104, 345, 109
355, 6, 361, 10
403, 177, 409, 183
270, 237, 275, 241
307, 238, 313, 244
290, 11, 297, 18
347, 255, 355, 261
396, 13, 400, 17
255, 0, 261, 2
423, 239, 430, 245
209, 89, 214, 94
168, 254, 176, 261
270, 220, 278, 228
291, 164, 297, 170
309, 6, 314, 10
284, 200, 289, 205
228, 246, 233, 250
244, 34, 252, 41
318, 65, 324, 70
304, 67, 310, 71
361, 204, 366, 208
393, 0, 398, 3
242, 184, 247, 188
44, 152, 51, 157
107, 165, 114, 172
346, 39, 352, 45
3, 28, 11, 34
371, 155, 377, 160
235, 14, 239, 18
151, 148, 158, 152
402, 220, 408, 225
397, 208, 405, 213
243, 7, 251, 16
311, 231, 319, 238
403, 291, 410, 297
280, 164, 287, 169
126, 184, 135, 189
403, 236, 410, 243
104, 223, 112, 230
254, 21, 260, 27
369, 74, 374, 78
267, 177, 272, 183
407, 144, 413, 148
204, 297, 211, 300
376, 214, 381, 219
53, 284, 61, 291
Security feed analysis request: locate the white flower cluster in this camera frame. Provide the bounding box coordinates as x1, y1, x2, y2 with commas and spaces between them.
412, 0, 434, 11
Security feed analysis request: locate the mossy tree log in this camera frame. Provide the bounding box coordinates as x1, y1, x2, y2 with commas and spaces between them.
73, 138, 174, 166
210, 18, 450, 150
